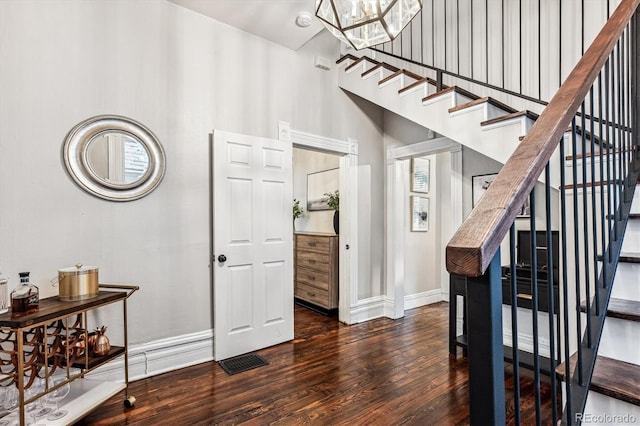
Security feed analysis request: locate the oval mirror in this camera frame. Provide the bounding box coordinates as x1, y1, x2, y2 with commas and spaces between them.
63, 115, 166, 201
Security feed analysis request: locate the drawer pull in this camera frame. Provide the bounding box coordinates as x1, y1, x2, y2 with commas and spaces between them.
517, 293, 533, 300
307, 292, 316, 297
308, 260, 316, 264
308, 242, 316, 247
307, 275, 316, 280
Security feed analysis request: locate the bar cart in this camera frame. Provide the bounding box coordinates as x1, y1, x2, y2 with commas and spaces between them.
0, 284, 138, 425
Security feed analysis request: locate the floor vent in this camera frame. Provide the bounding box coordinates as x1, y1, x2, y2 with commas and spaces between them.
218, 353, 269, 375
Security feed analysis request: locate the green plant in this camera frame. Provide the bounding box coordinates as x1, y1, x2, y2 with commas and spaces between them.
293, 199, 304, 220
324, 190, 339, 211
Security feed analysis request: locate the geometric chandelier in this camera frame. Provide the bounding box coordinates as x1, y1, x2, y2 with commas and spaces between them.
315, 0, 423, 50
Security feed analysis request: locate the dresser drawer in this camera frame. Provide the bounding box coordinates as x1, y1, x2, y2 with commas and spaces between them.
296, 234, 331, 253
295, 282, 329, 308
296, 250, 330, 273
296, 267, 329, 291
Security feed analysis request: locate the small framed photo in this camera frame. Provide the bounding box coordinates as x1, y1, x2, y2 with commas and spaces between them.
411, 196, 430, 232
410, 158, 430, 193
472, 173, 498, 207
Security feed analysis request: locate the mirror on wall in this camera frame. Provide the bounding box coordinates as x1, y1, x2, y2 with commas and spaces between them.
62, 115, 166, 201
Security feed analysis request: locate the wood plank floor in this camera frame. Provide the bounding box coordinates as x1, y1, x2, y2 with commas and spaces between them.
76, 303, 558, 425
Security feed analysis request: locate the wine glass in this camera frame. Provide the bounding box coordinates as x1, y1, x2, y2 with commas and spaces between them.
45, 377, 70, 421
31, 377, 53, 419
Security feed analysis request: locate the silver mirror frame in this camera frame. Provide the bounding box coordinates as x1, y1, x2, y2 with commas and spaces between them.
63, 115, 166, 201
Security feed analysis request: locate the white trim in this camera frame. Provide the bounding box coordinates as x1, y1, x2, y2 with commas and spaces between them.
86, 329, 214, 382
349, 296, 386, 323
289, 127, 358, 325
385, 138, 462, 318
502, 328, 551, 359
403, 289, 445, 310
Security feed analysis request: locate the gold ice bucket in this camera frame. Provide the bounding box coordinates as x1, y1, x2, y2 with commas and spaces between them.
58, 264, 99, 301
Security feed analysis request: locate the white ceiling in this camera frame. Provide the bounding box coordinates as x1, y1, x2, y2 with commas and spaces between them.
167, 0, 326, 51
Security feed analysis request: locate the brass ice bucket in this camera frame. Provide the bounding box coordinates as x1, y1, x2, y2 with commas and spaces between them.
58, 264, 99, 301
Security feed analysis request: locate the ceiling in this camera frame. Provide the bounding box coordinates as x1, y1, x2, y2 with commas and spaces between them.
167, 0, 326, 51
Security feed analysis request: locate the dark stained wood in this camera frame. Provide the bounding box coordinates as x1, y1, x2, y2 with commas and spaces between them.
581, 297, 640, 322
556, 354, 640, 406
0, 291, 126, 328
480, 110, 539, 127
422, 85, 480, 104
75, 303, 558, 425
336, 54, 358, 65
448, 96, 519, 115
618, 252, 640, 263
563, 179, 621, 190
344, 56, 379, 73
378, 68, 423, 86
361, 62, 400, 78
398, 76, 441, 94
446, 0, 640, 277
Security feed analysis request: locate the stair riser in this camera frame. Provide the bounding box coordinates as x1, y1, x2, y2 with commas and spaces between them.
564, 155, 623, 185
621, 220, 640, 252
579, 389, 640, 424
596, 316, 640, 365
611, 262, 640, 301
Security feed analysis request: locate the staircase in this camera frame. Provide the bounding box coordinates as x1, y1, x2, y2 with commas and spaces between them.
336, 52, 640, 422
557, 186, 640, 421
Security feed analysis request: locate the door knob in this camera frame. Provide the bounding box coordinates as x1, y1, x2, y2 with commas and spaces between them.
218, 254, 227, 263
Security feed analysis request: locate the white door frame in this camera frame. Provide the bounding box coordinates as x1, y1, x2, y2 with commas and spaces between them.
385, 137, 462, 318
281, 124, 358, 325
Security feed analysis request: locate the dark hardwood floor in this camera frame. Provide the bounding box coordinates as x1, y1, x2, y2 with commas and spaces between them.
76, 302, 558, 425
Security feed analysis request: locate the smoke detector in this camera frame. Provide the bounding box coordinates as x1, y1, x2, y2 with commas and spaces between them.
296, 11, 313, 28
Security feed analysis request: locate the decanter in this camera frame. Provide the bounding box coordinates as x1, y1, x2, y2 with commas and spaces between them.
10, 272, 39, 317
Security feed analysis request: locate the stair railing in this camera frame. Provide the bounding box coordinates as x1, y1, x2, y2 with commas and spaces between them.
445, 0, 640, 424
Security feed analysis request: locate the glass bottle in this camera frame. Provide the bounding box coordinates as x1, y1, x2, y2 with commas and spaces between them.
10, 272, 39, 317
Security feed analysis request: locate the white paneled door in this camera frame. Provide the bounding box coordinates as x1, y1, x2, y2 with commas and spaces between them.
211, 130, 293, 361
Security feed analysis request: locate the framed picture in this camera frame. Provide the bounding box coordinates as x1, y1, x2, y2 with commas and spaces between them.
411, 196, 430, 231
472, 173, 498, 207
307, 168, 339, 211
410, 157, 430, 193
517, 196, 531, 218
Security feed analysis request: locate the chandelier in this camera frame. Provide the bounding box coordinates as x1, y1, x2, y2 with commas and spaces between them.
315, 0, 423, 50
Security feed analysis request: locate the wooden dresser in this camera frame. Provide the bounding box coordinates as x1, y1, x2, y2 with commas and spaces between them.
294, 233, 339, 311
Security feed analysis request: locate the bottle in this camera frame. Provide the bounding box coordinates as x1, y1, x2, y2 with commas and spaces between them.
10, 272, 39, 317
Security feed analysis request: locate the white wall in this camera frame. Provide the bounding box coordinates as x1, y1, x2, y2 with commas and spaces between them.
0, 0, 386, 347
403, 154, 439, 296
292, 148, 340, 234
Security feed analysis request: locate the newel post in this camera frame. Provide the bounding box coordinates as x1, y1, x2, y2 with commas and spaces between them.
465, 250, 505, 425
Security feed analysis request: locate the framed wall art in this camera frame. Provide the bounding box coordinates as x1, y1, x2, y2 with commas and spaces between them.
411, 195, 430, 231
307, 168, 339, 211
410, 157, 430, 193
472, 173, 498, 207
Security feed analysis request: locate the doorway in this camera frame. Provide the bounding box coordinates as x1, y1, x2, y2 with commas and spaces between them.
287, 126, 358, 325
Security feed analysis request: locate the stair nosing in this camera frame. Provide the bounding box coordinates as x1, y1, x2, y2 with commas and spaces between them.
481, 110, 539, 127
336, 54, 359, 65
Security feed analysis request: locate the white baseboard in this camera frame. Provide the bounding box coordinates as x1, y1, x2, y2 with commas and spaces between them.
87, 329, 214, 382
350, 296, 386, 323
404, 289, 445, 310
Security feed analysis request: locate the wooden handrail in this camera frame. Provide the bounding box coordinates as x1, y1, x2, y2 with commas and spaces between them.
446, 0, 640, 277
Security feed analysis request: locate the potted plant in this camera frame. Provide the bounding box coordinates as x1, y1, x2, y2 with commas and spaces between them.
324, 190, 339, 234
293, 199, 304, 231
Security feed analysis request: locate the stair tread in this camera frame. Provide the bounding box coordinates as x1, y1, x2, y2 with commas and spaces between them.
398, 77, 441, 94
362, 62, 400, 78
377, 68, 420, 85
336, 54, 359, 65
580, 297, 640, 322
597, 252, 640, 263
448, 96, 519, 115
344, 56, 378, 73
481, 110, 540, 127
563, 179, 622, 190
565, 145, 637, 161
422, 86, 480, 104
556, 354, 640, 406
